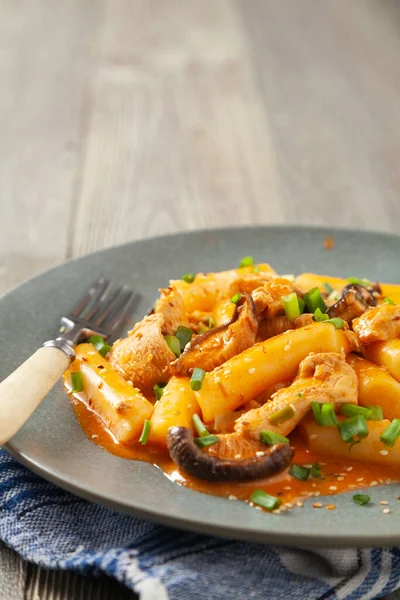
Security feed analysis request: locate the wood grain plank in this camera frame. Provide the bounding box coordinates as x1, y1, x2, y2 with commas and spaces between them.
0, 0, 98, 293
238, 0, 400, 232
70, 0, 283, 257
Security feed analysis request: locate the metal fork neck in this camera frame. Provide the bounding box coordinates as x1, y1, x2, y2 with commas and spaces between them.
43, 338, 76, 361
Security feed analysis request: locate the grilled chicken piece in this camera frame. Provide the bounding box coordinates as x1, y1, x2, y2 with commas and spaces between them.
235, 352, 358, 439
108, 313, 175, 395
228, 272, 276, 298
173, 293, 258, 376
252, 278, 301, 320
353, 303, 400, 344
155, 286, 189, 335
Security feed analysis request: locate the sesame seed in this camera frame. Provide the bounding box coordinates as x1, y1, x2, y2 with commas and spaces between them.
296, 501, 303, 508
234, 454, 242, 459
228, 495, 237, 500
309, 434, 318, 440
380, 501, 388, 505
380, 450, 389, 456
314, 491, 321, 497
180, 387, 186, 392
91, 434, 99, 439
329, 486, 337, 491
325, 504, 336, 511
249, 368, 256, 375
255, 451, 265, 457
313, 502, 322, 508
215, 377, 220, 383
337, 477, 344, 481
284, 486, 292, 490
285, 503, 294, 509
356, 477, 364, 482
273, 509, 281, 515
311, 483, 317, 488
370, 481, 378, 487
346, 466, 353, 472
383, 508, 391, 514
338, 473, 346, 477
244, 357, 252, 363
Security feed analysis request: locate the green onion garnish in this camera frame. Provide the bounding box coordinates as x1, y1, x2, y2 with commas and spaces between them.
289, 464, 310, 481
190, 367, 206, 391
239, 256, 254, 268
323, 282, 334, 294
311, 402, 338, 426
195, 434, 220, 448
164, 335, 181, 358
206, 316, 216, 329
176, 326, 193, 351
313, 308, 329, 322
153, 382, 167, 401
380, 418, 400, 447
304, 287, 327, 314
250, 490, 281, 511
298, 297, 306, 314
70, 372, 83, 393
353, 494, 371, 506
339, 403, 383, 421
269, 404, 295, 425
198, 323, 209, 334
89, 335, 111, 357
281, 293, 301, 320
182, 272, 196, 283
348, 277, 371, 286
310, 463, 322, 478
192, 414, 209, 437
260, 430, 289, 445
325, 317, 345, 329
231, 293, 242, 305
337, 415, 369, 444
139, 420, 151, 445
384, 297, 396, 305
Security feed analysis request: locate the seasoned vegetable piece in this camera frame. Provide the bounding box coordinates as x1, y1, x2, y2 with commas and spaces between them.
173, 293, 258, 376
69, 344, 153, 443
147, 376, 200, 446
235, 353, 358, 439
364, 339, 400, 383
347, 354, 400, 420
108, 313, 175, 395
196, 322, 355, 423
353, 304, 400, 344
301, 418, 400, 466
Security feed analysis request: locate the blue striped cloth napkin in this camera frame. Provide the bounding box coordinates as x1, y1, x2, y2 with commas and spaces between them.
1, 449, 400, 600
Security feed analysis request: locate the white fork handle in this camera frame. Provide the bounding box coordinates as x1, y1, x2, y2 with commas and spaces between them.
0, 347, 70, 445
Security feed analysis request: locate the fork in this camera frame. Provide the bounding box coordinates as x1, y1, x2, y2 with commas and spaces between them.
0, 278, 135, 445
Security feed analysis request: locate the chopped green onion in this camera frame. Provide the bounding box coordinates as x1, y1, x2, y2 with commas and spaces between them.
384, 297, 396, 305
153, 382, 166, 401
190, 367, 206, 391
304, 287, 327, 314
70, 372, 83, 393
195, 434, 220, 448
348, 277, 371, 286
310, 463, 322, 478
380, 418, 400, 447
366, 405, 383, 421
298, 393, 303, 398
252, 266, 261, 273
202, 316, 215, 329
313, 307, 329, 322
164, 335, 181, 358
269, 404, 295, 425
89, 335, 111, 357
231, 293, 242, 305
323, 282, 334, 294
353, 494, 371, 506
260, 430, 289, 445
289, 464, 310, 481
139, 420, 151, 445
198, 323, 209, 334
339, 403, 383, 421
192, 414, 209, 438
311, 402, 338, 426
250, 489, 281, 511
337, 415, 369, 444
325, 317, 345, 329
182, 272, 196, 283
176, 326, 193, 351
281, 293, 301, 320
298, 297, 306, 314
239, 256, 254, 268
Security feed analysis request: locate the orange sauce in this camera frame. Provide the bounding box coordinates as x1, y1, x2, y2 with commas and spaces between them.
72, 397, 400, 509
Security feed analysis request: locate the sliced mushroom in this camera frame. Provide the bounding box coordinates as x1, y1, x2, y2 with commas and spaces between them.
167, 426, 294, 482
342, 283, 379, 307
173, 293, 258, 376
327, 286, 368, 322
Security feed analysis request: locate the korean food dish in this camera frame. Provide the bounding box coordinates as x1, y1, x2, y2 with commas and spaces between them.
65, 259, 400, 513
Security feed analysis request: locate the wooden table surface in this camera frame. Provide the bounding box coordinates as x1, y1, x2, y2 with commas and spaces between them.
2, 0, 400, 597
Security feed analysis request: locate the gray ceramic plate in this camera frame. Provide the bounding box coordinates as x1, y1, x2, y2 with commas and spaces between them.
2, 226, 400, 548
